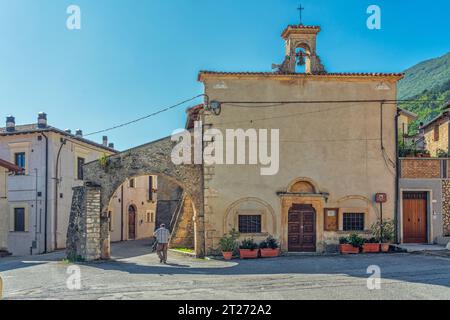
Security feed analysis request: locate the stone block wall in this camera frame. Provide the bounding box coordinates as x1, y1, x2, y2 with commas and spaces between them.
400, 159, 441, 179
169, 196, 195, 248
66, 186, 86, 260
66, 185, 102, 261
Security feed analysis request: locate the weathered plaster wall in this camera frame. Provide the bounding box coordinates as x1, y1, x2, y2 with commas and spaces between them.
108, 175, 158, 242
200, 74, 399, 253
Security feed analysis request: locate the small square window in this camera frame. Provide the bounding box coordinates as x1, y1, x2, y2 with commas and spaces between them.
238, 215, 261, 233
129, 178, 135, 188
343, 213, 364, 231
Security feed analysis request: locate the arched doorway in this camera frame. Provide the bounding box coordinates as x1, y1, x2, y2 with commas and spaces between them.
128, 205, 137, 240
67, 135, 205, 261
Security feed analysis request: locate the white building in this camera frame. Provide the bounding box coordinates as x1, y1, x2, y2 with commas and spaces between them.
0, 113, 119, 255
108, 176, 158, 243
0, 113, 160, 256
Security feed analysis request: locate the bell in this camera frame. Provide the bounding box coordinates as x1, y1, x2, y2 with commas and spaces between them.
297, 52, 305, 66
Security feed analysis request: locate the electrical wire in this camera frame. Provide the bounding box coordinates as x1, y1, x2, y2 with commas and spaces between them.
83, 94, 206, 137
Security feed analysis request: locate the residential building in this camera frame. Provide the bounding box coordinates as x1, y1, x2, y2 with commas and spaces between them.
0, 113, 117, 255
108, 175, 158, 242
420, 105, 450, 157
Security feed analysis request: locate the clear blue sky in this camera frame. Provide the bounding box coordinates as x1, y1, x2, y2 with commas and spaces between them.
1, 0, 449, 150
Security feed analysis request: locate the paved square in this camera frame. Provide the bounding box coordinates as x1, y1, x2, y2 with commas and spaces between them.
1, 240, 450, 300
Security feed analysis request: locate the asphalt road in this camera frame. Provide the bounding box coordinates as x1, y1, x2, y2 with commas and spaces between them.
1, 240, 450, 300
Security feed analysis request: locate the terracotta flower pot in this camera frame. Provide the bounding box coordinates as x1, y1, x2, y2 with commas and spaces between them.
339, 244, 360, 254
380, 243, 390, 252
362, 243, 380, 253
239, 249, 259, 259
222, 251, 233, 260
260, 248, 280, 258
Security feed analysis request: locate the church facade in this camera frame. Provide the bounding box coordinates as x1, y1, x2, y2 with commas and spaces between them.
196, 24, 403, 253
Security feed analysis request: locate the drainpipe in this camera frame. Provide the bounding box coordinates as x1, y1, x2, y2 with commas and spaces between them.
33, 168, 39, 254
395, 109, 400, 244
41, 132, 49, 253
120, 184, 124, 241
53, 138, 67, 250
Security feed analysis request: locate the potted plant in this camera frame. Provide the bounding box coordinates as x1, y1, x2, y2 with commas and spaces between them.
339, 234, 364, 254
362, 237, 380, 253
259, 236, 280, 258
371, 219, 395, 252
339, 236, 360, 254
219, 229, 239, 260
239, 238, 259, 259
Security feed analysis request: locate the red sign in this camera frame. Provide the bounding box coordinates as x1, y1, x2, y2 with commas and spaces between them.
375, 193, 387, 203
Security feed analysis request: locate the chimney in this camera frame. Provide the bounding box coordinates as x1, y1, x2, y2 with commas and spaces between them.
6, 115, 15, 132
108, 143, 115, 149
37, 112, 47, 128
64, 129, 72, 134
75, 129, 83, 137
102, 136, 108, 147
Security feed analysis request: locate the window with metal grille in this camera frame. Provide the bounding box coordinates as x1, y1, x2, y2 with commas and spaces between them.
238, 215, 261, 233
343, 213, 364, 231
14, 208, 25, 232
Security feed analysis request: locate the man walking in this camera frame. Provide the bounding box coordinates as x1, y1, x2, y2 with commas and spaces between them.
153, 223, 170, 264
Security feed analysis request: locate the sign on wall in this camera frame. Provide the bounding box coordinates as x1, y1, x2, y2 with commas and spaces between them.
375, 193, 387, 203
324, 208, 338, 231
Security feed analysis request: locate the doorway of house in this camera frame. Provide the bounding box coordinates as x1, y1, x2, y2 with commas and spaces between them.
128, 205, 137, 240
402, 191, 428, 243
288, 204, 316, 252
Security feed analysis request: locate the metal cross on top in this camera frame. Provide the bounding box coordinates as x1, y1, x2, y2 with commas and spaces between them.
297, 4, 305, 25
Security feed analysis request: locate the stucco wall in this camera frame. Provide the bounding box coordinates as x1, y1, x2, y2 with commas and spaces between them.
0, 167, 8, 250
201, 75, 398, 252
108, 175, 157, 242
0, 131, 114, 255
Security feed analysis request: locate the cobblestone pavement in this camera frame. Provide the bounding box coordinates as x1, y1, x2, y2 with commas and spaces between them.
1, 240, 450, 300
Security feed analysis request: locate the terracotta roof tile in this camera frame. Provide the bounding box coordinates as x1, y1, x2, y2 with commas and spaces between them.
198, 71, 404, 81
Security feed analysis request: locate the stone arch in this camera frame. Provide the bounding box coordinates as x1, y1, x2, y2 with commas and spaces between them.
287, 177, 320, 194
223, 197, 276, 236
336, 195, 380, 230
67, 136, 204, 260
336, 195, 377, 210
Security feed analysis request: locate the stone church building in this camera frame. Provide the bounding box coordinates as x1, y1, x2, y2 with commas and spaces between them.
67, 22, 403, 259
197, 24, 402, 253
